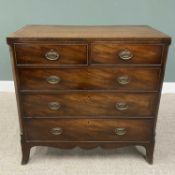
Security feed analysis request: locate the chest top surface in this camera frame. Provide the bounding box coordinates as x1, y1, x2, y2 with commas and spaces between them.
7, 25, 171, 44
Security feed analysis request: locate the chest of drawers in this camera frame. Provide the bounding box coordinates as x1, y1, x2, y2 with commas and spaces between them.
7, 25, 171, 164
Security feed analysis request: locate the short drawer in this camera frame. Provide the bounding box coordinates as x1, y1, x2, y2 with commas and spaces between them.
18, 68, 160, 91
25, 118, 153, 141
91, 44, 163, 64
22, 92, 157, 117
15, 44, 88, 65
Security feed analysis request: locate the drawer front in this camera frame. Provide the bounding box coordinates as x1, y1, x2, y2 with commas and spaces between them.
25, 119, 153, 141
91, 44, 162, 64
15, 44, 88, 65
22, 93, 157, 117
19, 68, 160, 91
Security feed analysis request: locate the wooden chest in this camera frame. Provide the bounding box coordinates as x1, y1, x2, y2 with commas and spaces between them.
7, 25, 171, 164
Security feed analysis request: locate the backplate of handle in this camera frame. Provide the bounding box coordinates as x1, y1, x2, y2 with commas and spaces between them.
117, 76, 130, 85
119, 49, 133, 61
48, 102, 61, 111
51, 127, 63, 135
45, 49, 59, 61
116, 102, 128, 111
47, 75, 61, 84
114, 128, 127, 136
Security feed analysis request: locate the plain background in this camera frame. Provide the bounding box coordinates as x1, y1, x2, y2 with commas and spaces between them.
0, 0, 174, 81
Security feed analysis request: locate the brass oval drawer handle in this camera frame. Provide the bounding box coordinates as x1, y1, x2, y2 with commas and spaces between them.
48, 102, 61, 111
117, 76, 130, 85
47, 75, 61, 84
115, 128, 127, 136
45, 49, 59, 61
116, 102, 128, 111
119, 49, 133, 61
51, 127, 63, 135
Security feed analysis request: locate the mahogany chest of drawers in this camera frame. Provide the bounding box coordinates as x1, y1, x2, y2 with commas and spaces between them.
7, 25, 171, 164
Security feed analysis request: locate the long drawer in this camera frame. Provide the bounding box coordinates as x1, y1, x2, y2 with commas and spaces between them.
91, 44, 163, 64
22, 92, 158, 117
24, 118, 153, 141
18, 68, 160, 91
15, 44, 88, 65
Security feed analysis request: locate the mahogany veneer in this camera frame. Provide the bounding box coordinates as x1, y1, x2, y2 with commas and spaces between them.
7, 25, 171, 164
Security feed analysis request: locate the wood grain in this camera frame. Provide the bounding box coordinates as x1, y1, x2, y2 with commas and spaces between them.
91, 44, 163, 64
18, 67, 160, 91
7, 25, 171, 44
21, 92, 158, 117
15, 44, 87, 65
24, 118, 153, 141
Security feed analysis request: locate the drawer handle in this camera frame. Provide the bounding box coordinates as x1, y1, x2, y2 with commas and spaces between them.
119, 49, 133, 61
51, 127, 63, 135
117, 76, 130, 85
116, 102, 128, 111
115, 128, 127, 136
47, 75, 61, 84
48, 102, 61, 111
45, 49, 59, 61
